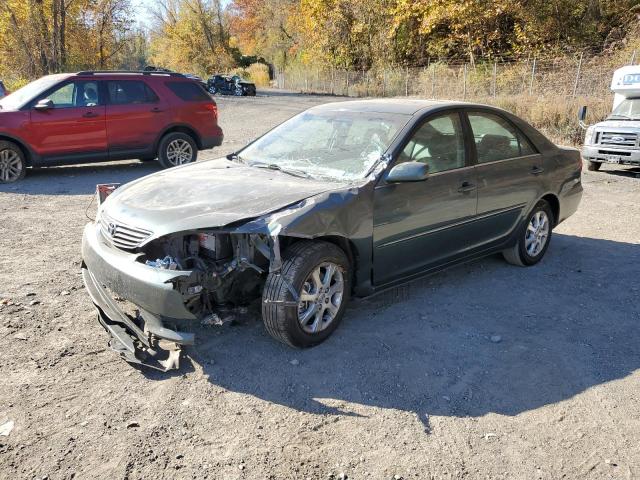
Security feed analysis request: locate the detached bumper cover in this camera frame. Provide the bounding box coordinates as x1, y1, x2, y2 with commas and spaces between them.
81, 223, 196, 370
82, 223, 197, 320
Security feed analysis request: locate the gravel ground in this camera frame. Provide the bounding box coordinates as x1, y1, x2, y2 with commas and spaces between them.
1, 91, 639, 480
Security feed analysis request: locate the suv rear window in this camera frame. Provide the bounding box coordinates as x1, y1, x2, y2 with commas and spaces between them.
166, 81, 210, 101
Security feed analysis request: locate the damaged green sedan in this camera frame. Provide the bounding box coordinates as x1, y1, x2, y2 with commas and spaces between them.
81, 99, 583, 370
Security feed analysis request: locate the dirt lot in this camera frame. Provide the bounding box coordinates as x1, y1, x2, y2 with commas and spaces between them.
1, 92, 639, 480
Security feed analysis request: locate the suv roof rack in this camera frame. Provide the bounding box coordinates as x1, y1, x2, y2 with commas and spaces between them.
76, 70, 185, 77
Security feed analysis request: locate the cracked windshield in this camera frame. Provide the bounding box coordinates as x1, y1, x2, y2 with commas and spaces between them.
238, 110, 410, 181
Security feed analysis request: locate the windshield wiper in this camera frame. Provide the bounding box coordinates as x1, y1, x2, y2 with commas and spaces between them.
249, 161, 311, 179
228, 152, 247, 163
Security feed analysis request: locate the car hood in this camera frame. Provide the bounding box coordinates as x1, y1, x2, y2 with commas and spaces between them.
597, 119, 640, 128
101, 158, 345, 239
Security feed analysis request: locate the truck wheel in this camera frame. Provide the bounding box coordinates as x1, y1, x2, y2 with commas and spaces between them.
0, 140, 27, 183
158, 132, 198, 169
503, 200, 554, 267
586, 161, 601, 171
262, 240, 351, 348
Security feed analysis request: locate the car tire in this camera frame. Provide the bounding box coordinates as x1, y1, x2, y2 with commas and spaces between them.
157, 132, 198, 169
234, 85, 243, 96
208, 86, 217, 95
0, 140, 27, 183
503, 200, 554, 267
262, 240, 351, 348
586, 160, 601, 171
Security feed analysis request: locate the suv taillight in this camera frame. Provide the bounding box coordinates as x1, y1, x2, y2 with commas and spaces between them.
204, 103, 217, 117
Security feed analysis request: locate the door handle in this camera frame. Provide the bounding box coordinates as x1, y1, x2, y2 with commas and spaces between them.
457, 182, 477, 193
151, 107, 164, 113
83, 112, 99, 118
530, 166, 545, 175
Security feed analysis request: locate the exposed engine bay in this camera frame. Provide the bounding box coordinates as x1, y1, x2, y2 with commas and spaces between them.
140, 232, 279, 318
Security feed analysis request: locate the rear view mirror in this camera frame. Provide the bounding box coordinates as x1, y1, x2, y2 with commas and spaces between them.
34, 99, 54, 111
386, 161, 429, 183
578, 105, 587, 122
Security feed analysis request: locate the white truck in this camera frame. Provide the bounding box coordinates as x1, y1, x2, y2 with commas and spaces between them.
579, 65, 640, 171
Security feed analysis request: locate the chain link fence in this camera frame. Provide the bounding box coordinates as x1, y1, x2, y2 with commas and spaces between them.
273, 52, 636, 145
275, 54, 623, 99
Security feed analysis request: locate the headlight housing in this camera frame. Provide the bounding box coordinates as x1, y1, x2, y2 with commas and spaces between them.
585, 126, 596, 145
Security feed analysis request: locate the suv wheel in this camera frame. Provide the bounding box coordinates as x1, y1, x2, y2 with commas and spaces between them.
234, 85, 243, 96
262, 240, 350, 348
208, 85, 217, 95
0, 140, 26, 183
158, 132, 198, 169
586, 160, 601, 171
503, 200, 554, 267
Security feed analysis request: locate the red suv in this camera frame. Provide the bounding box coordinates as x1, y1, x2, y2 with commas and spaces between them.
0, 71, 223, 183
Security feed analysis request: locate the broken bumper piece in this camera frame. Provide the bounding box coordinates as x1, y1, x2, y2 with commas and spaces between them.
81, 223, 196, 371
83, 268, 194, 370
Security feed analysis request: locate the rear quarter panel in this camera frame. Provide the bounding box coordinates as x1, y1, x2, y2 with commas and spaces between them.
546, 146, 583, 224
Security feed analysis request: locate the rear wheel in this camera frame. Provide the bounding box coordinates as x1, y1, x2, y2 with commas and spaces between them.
262, 241, 350, 348
234, 85, 243, 96
503, 200, 554, 267
586, 160, 601, 171
157, 132, 198, 169
0, 140, 26, 183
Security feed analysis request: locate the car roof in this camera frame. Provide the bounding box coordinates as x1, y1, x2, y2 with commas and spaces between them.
309, 98, 490, 115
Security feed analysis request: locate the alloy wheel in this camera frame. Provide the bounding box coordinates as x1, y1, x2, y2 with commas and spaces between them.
297, 262, 345, 334
0, 148, 23, 182
166, 139, 194, 166
525, 210, 549, 257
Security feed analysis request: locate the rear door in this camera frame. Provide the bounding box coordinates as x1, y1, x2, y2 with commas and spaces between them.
29, 79, 107, 159
465, 110, 543, 245
373, 111, 478, 285
104, 79, 169, 155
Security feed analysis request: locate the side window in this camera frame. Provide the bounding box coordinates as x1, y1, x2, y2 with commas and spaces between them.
44, 81, 100, 108
165, 81, 210, 101
398, 112, 465, 174
107, 80, 155, 105
468, 112, 536, 163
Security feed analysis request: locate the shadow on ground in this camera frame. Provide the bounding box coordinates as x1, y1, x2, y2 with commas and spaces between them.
0, 160, 162, 196
600, 166, 640, 179
144, 233, 639, 426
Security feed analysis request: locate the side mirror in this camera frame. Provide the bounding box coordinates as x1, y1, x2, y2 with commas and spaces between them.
34, 99, 54, 111
386, 161, 430, 183
578, 105, 587, 122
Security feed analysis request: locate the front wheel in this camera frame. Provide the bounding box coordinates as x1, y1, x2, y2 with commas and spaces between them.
503, 200, 554, 267
262, 241, 351, 348
234, 85, 243, 96
586, 160, 601, 171
157, 132, 198, 169
0, 140, 27, 183
208, 85, 217, 95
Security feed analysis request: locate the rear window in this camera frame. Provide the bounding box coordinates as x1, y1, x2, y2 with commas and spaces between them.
166, 81, 210, 102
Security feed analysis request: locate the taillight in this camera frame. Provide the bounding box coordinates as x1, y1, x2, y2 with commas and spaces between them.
204, 102, 217, 117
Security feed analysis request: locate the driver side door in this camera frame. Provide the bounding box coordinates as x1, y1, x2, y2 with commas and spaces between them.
372, 111, 478, 285
29, 79, 107, 161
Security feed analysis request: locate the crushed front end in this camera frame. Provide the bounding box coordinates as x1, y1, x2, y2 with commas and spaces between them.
81, 214, 272, 371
